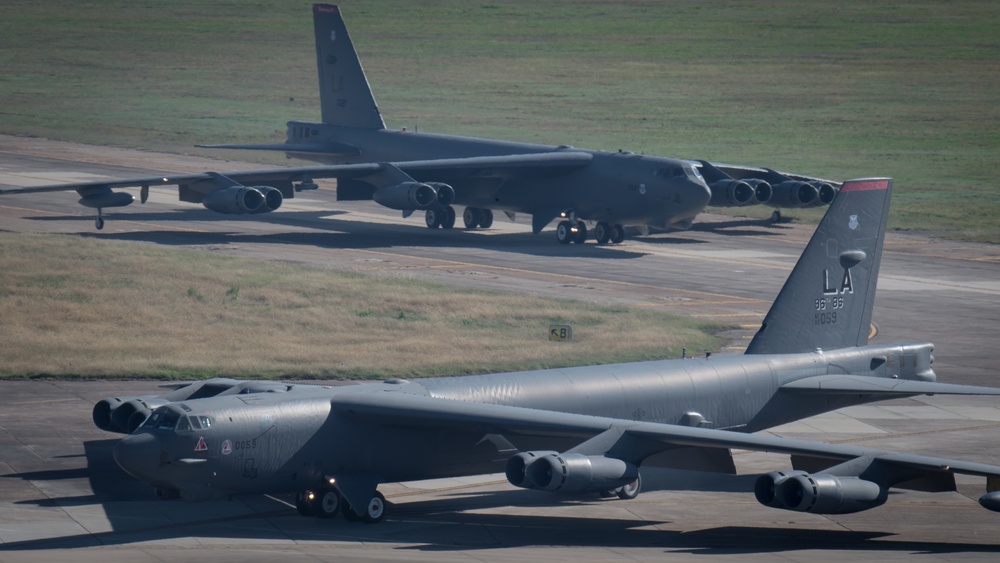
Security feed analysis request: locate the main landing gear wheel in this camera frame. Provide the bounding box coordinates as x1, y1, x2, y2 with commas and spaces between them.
556, 220, 590, 244
342, 490, 387, 524
296, 488, 341, 518
556, 220, 573, 244
425, 206, 455, 229
770, 210, 782, 224
609, 224, 625, 244
463, 207, 494, 229
478, 208, 494, 229
594, 222, 611, 244
316, 488, 341, 518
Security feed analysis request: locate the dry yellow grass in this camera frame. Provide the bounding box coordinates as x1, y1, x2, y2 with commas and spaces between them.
0, 233, 725, 379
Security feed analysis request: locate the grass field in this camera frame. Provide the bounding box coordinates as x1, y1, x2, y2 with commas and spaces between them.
0, 233, 725, 379
1, 1, 999, 241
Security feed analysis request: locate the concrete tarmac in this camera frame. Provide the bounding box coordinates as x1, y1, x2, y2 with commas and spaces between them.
1, 135, 999, 561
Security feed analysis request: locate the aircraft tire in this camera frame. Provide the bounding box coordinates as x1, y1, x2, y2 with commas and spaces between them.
363, 491, 387, 523
556, 220, 573, 244
317, 488, 341, 518
610, 224, 625, 244
95, 216, 105, 230
463, 207, 482, 229
616, 474, 641, 500
594, 222, 611, 244
295, 490, 317, 516
770, 210, 782, 224
425, 208, 443, 229
441, 206, 456, 229
573, 221, 587, 244
478, 209, 494, 229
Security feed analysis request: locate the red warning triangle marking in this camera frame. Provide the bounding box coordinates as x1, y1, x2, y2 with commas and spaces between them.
194, 436, 208, 452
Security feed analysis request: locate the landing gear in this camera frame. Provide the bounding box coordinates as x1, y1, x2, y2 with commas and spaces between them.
615, 474, 641, 500
610, 224, 625, 244
463, 207, 494, 229
342, 490, 386, 524
594, 222, 610, 244
593, 222, 625, 244
556, 220, 590, 244
556, 220, 573, 244
297, 487, 386, 523
95, 209, 105, 231
770, 210, 782, 224
424, 206, 456, 229
296, 487, 341, 518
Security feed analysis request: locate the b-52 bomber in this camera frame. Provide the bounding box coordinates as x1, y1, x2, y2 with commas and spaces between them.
96, 178, 1000, 523
0, 4, 839, 244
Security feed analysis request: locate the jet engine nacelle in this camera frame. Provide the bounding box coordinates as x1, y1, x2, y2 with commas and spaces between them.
425, 182, 456, 207
201, 185, 282, 214
506, 451, 639, 494
766, 180, 819, 208
93, 395, 167, 434
744, 178, 773, 204
805, 181, 837, 207
755, 470, 887, 514
709, 179, 756, 207
373, 182, 439, 211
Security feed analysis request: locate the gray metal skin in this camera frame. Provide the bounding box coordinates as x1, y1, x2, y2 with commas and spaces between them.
107, 178, 1000, 521
0, 4, 836, 242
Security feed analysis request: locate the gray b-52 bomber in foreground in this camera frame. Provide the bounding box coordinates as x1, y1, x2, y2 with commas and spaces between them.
0, 4, 838, 243
98, 178, 1000, 523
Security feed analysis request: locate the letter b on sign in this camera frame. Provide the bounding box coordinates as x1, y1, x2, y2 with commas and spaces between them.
549, 325, 573, 341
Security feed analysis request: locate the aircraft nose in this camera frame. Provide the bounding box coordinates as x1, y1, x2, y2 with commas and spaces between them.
113, 432, 162, 481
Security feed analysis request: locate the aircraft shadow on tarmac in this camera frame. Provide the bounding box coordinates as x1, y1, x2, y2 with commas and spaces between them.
2, 452, 997, 555
26, 208, 677, 258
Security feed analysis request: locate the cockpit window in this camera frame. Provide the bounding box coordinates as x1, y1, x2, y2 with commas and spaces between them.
142, 407, 213, 432
142, 407, 181, 431
190, 415, 212, 430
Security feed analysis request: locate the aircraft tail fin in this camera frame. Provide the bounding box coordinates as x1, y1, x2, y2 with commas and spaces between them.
745, 178, 892, 355
313, 4, 386, 130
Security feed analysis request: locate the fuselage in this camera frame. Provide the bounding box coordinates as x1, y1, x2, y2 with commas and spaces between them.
114, 342, 934, 501
285, 122, 712, 229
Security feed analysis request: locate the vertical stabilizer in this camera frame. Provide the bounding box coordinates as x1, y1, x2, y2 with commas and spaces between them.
745, 178, 892, 355
313, 4, 386, 129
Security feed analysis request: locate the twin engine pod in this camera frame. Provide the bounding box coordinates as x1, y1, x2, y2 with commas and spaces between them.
373, 181, 455, 211
505, 451, 639, 494
201, 185, 283, 214
754, 470, 887, 514
708, 178, 773, 207
767, 180, 837, 209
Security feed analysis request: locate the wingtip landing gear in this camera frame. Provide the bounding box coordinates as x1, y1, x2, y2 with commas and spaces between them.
95, 209, 105, 231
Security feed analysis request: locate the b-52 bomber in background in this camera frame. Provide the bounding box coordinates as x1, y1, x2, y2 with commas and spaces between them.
96, 178, 1000, 523
0, 4, 839, 244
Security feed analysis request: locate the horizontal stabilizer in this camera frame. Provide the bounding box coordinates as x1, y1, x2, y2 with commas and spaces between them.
782, 375, 1000, 396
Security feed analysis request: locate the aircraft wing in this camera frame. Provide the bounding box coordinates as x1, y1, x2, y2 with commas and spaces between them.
331, 390, 1000, 479
689, 160, 841, 209
780, 374, 1000, 396
704, 162, 841, 187
0, 151, 593, 196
